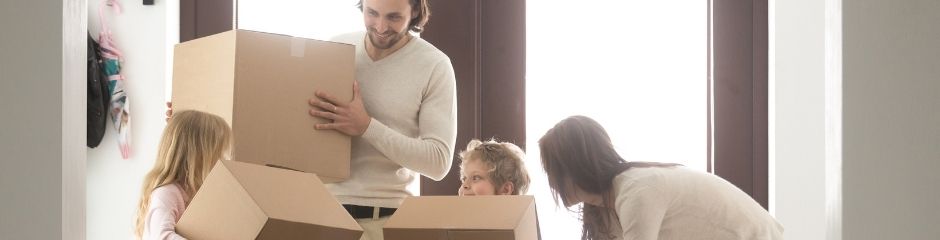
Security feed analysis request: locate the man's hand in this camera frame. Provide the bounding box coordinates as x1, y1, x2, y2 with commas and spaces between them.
308, 81, 371, 136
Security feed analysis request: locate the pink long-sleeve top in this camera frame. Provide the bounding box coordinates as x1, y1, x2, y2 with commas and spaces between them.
142, 183, 188, 240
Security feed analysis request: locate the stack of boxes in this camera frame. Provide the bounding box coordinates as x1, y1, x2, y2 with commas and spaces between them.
171, 29, 539, 240
171, 29, 353, 183
171, 29, 362, 240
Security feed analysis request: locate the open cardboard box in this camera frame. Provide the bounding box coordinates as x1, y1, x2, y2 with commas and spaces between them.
383, 196, 539, 240
176, 160, 363, 240
171, 29, 354, 183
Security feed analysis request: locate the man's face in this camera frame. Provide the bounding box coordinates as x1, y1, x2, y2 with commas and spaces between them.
362, 0, 413, 50
458, 159, 499, 196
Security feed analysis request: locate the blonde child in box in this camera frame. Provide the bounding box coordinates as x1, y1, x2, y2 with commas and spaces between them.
134, 110, 232, 240
457, 139, 530, 196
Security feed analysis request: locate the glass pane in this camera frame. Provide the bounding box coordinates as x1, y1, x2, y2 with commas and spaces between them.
526, 1, 707, 239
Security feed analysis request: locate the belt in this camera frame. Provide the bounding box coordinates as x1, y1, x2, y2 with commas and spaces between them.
343, 204, 397, 219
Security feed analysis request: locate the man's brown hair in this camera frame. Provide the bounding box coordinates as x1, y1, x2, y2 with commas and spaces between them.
358, 0, 432, 33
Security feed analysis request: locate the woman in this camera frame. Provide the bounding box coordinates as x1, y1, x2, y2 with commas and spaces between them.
538, 115, 783, 240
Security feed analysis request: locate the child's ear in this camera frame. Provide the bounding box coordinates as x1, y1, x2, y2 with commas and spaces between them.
498, 182, 515, 195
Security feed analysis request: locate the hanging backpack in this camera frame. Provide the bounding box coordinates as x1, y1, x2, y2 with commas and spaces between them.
99, 0, 132, 159
87, 34, 110, 148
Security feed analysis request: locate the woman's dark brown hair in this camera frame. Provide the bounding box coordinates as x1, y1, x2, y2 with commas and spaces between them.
538, 115, 678, 240
358, 0, 432, 33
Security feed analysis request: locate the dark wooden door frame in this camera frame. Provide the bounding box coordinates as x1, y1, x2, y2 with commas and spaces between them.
180, 0, 233, 42
710, 0, 769, 209
420, 0, 526, 196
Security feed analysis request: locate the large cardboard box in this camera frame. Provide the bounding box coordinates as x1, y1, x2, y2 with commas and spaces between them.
383, 196, 539, 240
172, 29, 354, 183
176, 160, 363, 240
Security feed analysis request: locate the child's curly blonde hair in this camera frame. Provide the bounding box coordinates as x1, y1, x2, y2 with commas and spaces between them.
458, 139, 530, 195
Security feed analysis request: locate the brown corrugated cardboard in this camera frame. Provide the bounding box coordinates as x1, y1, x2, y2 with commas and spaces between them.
172, 29, 354, 183
383, 196, 539, 240
176, 160, 363, 240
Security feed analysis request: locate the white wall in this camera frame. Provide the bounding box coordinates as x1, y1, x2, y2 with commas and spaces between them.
85, 1, 178, 239
0, 0, 86, 239
774, 0, 940, 239
842, 0, 940, 239
770, 0, 841, 239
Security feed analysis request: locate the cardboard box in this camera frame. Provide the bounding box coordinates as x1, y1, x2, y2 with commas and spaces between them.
172, 29, 354, 183
176, 160, 363, 240
383, 196, 539, 240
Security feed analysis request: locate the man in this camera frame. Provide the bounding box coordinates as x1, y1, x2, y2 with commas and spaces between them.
307, 0, 457, 239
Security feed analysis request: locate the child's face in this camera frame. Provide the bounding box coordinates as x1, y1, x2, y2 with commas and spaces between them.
458, 159, 498, 196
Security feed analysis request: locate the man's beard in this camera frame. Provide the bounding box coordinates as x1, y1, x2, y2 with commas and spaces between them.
368, 29, 406, 50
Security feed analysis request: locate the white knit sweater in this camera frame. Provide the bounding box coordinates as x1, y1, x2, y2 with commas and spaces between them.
326, 32, 457, 208
610, 166, 784, 240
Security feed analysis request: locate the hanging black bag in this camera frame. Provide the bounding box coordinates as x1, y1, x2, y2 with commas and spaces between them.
87, 34, 110, 148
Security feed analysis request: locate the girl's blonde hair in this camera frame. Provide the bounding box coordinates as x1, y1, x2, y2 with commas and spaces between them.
458, 139, 530, 195
134, 110, 232, 239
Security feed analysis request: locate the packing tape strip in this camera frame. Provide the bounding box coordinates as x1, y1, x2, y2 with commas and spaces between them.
290, 37, 305, 57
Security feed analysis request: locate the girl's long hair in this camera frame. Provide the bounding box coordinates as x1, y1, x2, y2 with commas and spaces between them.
134, 110, 232, 239
538, 115, 678, 240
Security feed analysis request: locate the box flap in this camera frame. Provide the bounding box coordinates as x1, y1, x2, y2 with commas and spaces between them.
384, 196, 536, 230
257, 218, 363, 240
448, 230, 516, 240
222, 160, 362, 232
177, 160, 268, 240
383, 228, 448, 240
515, 200, 539, 240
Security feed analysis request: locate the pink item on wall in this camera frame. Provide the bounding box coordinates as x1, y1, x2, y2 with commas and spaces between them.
98, 0, 132, 159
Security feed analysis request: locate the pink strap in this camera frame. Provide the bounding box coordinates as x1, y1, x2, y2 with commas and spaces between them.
99, 33, 124, 60
98, 0, 124, 61
98, 0, 122, 32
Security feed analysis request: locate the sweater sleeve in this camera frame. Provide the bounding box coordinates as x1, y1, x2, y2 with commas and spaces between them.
360, 58, 457, 181
143, 187, 188, 240
616, 176, 669, 240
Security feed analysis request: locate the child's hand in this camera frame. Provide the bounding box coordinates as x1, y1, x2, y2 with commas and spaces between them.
165, 102, 173, 122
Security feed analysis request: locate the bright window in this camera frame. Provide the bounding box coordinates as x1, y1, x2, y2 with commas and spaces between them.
238, 0, 362, 41
239, 0, 706, 238
526, 1, 707, 239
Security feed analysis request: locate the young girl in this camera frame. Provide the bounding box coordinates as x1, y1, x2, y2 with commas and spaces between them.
457, 139, 530, 196
538, 116, 783, 240
134, 110, 232, 240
